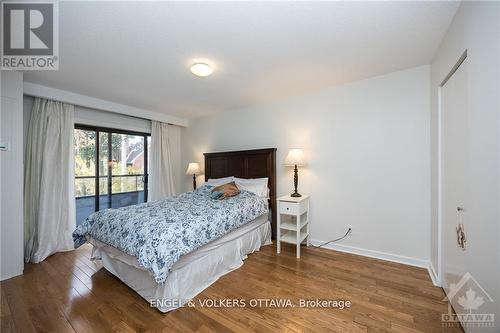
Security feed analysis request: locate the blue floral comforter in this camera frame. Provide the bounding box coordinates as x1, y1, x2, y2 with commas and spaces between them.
73, 185, 268, 284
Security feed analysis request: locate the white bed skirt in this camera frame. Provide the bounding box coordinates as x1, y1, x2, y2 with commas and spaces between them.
90, 216, 271, 312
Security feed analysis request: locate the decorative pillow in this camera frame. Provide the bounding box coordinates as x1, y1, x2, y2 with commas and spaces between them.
211, 181, 240, 200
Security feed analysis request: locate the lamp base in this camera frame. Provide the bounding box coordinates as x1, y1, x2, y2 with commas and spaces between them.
291, 164, 302, 197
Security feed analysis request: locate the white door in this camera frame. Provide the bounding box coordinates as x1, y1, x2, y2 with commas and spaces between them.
441, 58, 471, 319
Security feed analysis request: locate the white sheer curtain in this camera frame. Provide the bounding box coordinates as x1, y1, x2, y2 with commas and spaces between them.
148, 121, 180, 201
24, 98, 76, 263
167, 125, 181, 193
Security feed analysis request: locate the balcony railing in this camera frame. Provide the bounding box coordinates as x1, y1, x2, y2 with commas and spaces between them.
75, 174, 146, 197
75, 174, 147, 225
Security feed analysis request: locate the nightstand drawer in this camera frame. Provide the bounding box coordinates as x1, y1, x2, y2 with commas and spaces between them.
279, 201, 299, 215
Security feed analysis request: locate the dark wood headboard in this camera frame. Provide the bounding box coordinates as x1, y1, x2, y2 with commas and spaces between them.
204, 148, 277, 239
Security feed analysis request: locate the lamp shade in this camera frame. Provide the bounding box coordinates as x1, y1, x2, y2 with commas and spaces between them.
284, 148, 305, 166
185, 162, 200, 175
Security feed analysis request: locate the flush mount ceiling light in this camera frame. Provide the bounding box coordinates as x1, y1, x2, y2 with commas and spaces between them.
190, 62, 213, 77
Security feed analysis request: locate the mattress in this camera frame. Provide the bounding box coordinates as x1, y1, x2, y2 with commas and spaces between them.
90, 214, 271, 312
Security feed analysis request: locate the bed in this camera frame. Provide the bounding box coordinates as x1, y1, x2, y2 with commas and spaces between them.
73, 148, 277, 312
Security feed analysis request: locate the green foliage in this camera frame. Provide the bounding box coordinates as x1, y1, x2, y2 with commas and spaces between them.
74, 129, 146, 198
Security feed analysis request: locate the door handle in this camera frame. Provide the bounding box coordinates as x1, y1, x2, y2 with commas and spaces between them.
457, 206, 465, 212
456, 224, 467, 250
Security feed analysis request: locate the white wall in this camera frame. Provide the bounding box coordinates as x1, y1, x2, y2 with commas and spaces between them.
1, 71, 24, 280
430, 1, 499, 326
182, 65, 431, 265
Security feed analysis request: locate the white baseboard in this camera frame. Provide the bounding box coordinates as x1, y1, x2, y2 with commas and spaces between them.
0, 270, 23, 282
310, 239, 429, 269
427, 261, 441, 287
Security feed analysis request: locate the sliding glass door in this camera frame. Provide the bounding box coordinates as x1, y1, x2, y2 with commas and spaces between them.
74, 125, 149, 225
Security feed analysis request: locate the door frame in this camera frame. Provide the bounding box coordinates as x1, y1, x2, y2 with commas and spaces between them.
437, 50, 468, 287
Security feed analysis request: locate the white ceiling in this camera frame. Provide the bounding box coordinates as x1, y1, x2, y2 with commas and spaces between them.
24, 1, 459, 119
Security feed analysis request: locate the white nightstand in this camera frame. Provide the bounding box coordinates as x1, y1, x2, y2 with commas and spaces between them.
277, 194, 310, 258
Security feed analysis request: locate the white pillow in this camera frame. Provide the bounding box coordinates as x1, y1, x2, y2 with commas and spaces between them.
234, 177, 269, 197
206, 176, 234, 186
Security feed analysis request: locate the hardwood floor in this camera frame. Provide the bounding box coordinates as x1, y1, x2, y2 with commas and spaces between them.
0, 243, 463, 333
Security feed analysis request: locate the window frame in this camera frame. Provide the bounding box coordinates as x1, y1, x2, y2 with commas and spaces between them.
74, 124, 150, 212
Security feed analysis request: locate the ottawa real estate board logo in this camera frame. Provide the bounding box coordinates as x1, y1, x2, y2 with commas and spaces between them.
442, 272, 495, 329
1, 1, 59, 70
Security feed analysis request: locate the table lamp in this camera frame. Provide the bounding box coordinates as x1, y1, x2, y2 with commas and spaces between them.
185, 162, 200, 190
284, 148, 305, 197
